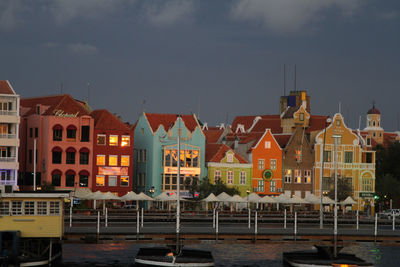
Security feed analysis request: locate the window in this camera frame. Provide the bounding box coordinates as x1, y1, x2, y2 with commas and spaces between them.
66, 174, 75, 187
366, 152, 373, 163
270, 159, 277, 170
257, 180, 264, 192
373, 121, 376, 126
322, 177, 332, 191
294, 169, 301, 183
373, 132, 376, 137
323, 151, 332, 162
52, 151, 62, 164
344, 151, 353, 163
53, 128, 62, 141
285, 169, 292, 183
109, 155, 118, 166
121, 135, 130, 147
240, 172, 246, 185
97, 155, 105, 165
50, 202, 60, 215
96, 175, 105, 186
270, 180, 276, 192
258, 159, 265, 170
81, 126, 90, 142
80, 151, 89, 165
214, 170, 221, 183
299, 113, 304, 121
97, 134, 106, 145
227, 171, 233, 184
79, 174, 88, 187
362, 178, 373, 192
109, 135, 118, 146
66, 151, 75, 164
227, 153, 233, 163
29, 128, 32, 138
37, 202, 47, 215
139, 149, 147, 163
304, 170, 311, 184
265, 141, 271, 149
35, 127, 38, 137
295, 149, 302, 162
29, 149, 32, 164
67, 128, 76, 140
109, 176, 117, 186
12, 201, 22, 215
0, 202, 10, 215
52, 173, 61, 186
121, 156, 130, 166
24, 201, 35, 215
336, 119, 341, 126
367, 138, 371, 146
120, 176, 129, 187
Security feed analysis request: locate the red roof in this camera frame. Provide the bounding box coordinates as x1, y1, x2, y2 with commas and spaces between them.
206, 143, 248, 163
21, 94, 90, 117
231, 115, 280, 133
273, 134, 292, 149
307, 115, 330, 133
203, 129, 224, 144
250, 118, 282, 133
383, 132, 399, 148
368, 105, 380, 115
91, 109, 130, 131
0, 80, 15, 95
145, 113, 199, 133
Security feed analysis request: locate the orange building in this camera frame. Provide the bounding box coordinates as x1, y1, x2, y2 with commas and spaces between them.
251, 129, 283, 196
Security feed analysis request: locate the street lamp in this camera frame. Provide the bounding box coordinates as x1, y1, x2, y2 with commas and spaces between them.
149, 186, 155, 197
246, 189, 250, 209
332, 133, 342, 258
319, 117, 332, 229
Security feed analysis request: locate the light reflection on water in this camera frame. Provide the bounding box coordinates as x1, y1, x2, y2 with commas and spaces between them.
62, 242, 399, 266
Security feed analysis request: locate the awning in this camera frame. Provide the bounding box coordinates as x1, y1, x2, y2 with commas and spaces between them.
79, 170, 90, 176
79, 147, 90, 153
51, 169, 62, 175
52, 124, 63, 130
67, 125, 77, 130
52, 146, 62, 152
66, 147, 76, 153
66, 169, 76, 175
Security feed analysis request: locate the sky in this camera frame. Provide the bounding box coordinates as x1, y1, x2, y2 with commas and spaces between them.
1, 0, 400, 131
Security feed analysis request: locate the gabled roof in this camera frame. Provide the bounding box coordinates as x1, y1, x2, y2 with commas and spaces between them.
203, 128, 224, 144
249, 117, 282, 133
231, 115, 280, 133
144, 113, 199, 133
306, 115, 330, 133
91, 109, 130, 131
21, 94, 90, 117
206, 143, 248, 163
0, 80, 16, 95
273, 134, 292, 149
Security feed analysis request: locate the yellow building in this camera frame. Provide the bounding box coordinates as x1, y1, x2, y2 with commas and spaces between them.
314, 113, 375, 214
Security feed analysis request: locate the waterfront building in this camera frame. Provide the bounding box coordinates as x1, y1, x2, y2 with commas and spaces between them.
19, 94, 94, 191
91, 109, 133, 196
314, 113, 376, 213
133, 113, 205, 197
205, 143, 252, 197
0, 81, 20, 190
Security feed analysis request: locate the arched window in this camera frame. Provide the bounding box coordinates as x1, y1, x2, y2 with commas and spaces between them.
51, 169, 62, 186
79, 170, 89, 187
52, 146, 62, 164
52, 124, 63, 141
66, 147, 76, 164
65, 170, 76, 187
79, 147, 90, 165
67, 125, 77, 141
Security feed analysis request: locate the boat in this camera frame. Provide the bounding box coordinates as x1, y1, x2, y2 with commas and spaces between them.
134, 116, 214, 266
283, 245, 373, 267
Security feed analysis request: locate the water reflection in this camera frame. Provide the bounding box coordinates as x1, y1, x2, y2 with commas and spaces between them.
63, 242, 397, 267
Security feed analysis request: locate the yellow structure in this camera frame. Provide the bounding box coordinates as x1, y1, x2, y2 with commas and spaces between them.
0, 192, 68, 238
314, 113, 375, 214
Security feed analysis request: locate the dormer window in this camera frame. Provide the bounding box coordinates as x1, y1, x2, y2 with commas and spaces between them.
265, 141, 271, 149
36, 105, 40, 115
336, 120, 341, 126
299, 113, 304, 121
227, 153, 233, 163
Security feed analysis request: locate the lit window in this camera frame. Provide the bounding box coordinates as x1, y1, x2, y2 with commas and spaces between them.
258, 159, 265, 170
304, 170, 311, 184
227, 171, 233, 184
299, 113, 304, 121
265, 141, 271, 149
240, 172, 246, 185
97, 134, 106, 145
96, 175, 105, 186
109, 155, 118, 166
121, 155, 130, 166
294, 169, 301, 183
336, 120, 341, 126
295, 149, 302, 162
285, 169, 292, 183
121, 135, 130, 147
109, 135, 118, 146
109, 176, 117, 187
97, 155, 105, 165
270, 159, 277, 170
121, 176, 129, 187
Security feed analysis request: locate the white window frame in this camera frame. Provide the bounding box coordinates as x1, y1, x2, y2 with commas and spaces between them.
270, 180, 276, 192
109, 135, 118, 146
257, 180, 264, 192
121, 135, 130, 147
227, 171, 234, 184
239, 171, 246, 185
96, 175, 105, 186
214, 170, 221, 183
270, 159, 277, 170
96, 154, 106, 166
285, 169, 292, 183
294, 169, 301, 183
304, 170, 311, 184
109, 175, 117, 187
258, 159, 265, 170
227, 153, 234, 163
265, 141, 271, 149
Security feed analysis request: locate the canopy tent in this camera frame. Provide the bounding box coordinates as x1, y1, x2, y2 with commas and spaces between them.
259, 195, 276, 204
247, 192, 262, 203
304, 193, 321, 204
136, 192, 154, 201
274, 194, 291, 204
154, 192, 171, 201
72, 188, 92, 200
287, 195, 309, 204
216, 192, 231, 202
201, 193, 219, 202
322, 196, 335, 204
227, 195, 247, 203
166, 193, 186, 201
87, 191, 105, 200
340, 196, 357, 205
120, 191, 138, 201
103, 191, 121, 200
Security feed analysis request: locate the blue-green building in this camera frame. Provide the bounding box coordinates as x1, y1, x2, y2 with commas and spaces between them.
133, 113, 206, 197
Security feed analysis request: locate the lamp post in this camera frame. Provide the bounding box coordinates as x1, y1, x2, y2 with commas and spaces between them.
149, 186, 155, 197
246, 189, 250, 209
319, 117, 332, 229
332, 133, 342, 258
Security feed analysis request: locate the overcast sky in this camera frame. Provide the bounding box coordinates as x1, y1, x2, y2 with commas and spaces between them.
1, 0, 400, 131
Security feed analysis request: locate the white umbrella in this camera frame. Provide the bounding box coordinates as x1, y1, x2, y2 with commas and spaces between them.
136, 192, 154, 201
87, 190, 105, 200
120, 191, 138, 201
259, 195, 276, 203
168, 193, 186, 201
247, 192, 262, 203
304, 193, 320, 204
103, 191, 121, 200
287, 195, 309, 204
201, 193, 219, 202
154, 192, 171, 201
274, 194, 291, 204
216, 192, 231, 201
73, 188, 92, 199
227, 194, 247, 203
340, 196, 356, 205
322, 196, 335, 204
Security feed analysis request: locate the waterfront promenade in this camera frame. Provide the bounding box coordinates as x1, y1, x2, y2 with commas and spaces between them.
63, 210, 400, 244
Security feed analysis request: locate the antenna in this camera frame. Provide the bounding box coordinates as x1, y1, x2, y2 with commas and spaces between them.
283, 64, 286, 96
358, 115, 361, 130
294, 64, 297, 91
87, 82, 90, 104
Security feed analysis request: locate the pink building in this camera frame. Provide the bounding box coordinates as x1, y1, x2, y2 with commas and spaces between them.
19, 94, 94, 191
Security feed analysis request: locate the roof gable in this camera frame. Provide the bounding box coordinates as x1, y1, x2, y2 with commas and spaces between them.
206, 143, 248, 163
252, 129, 282, 151
0, 80, 16, 95
144, 113, 200, 133
91, 109, 130, 131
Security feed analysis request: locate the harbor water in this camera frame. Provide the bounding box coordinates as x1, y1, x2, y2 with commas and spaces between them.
62, 242, 400, 266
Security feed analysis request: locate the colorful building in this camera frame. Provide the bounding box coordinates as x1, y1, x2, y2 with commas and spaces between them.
205, 143, 252, 197
91, 109, 134, 196
0, 81, 20, 190
133, 113, 205, 197
314, 113, 376, 213
19, 94, 94, 191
